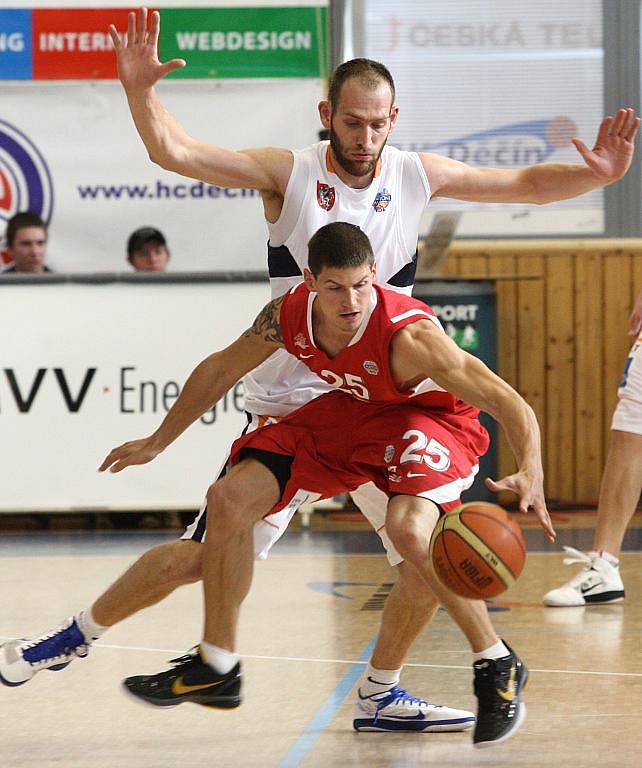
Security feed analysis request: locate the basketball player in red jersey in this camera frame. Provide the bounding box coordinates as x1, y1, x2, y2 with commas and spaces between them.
101, 223, 555, 747
3, 6, 635, 735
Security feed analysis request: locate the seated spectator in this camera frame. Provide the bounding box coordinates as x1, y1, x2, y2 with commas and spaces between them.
127, 227, 170, 272
2, 212, 51, 274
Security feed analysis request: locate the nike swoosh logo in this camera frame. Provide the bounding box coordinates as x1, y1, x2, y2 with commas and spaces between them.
407, 472, 428, 478
171, 676, 225, 696
299, 354, 314, 359
382, 713, 426, 721
496, 663, 517, 702
580, 583, 601, 594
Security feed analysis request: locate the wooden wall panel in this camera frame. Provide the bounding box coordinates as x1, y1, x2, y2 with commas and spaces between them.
516, 254, 546, 448
544, 255, 575, 499
443, 239, 642, 502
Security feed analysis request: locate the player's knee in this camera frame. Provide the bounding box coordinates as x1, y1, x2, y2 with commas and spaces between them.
387, 520, 429, 564
205, 480, 239, 534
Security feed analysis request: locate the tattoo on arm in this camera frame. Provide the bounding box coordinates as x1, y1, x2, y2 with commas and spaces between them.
243, 296, 284, 345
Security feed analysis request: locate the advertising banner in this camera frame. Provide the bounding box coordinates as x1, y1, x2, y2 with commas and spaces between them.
0, 5, 327, 80
0, 77, 324, 272
0, 279, 270, 510
361, 0, 604, 235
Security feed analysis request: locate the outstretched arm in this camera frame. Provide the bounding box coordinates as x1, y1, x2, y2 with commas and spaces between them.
422, 108, 639, 204
108, 8, 292, 193
99, 297, 285, 473
391, 321, 555, 540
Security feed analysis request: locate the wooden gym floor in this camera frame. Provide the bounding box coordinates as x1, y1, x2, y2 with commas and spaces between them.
1, 510, 640, 768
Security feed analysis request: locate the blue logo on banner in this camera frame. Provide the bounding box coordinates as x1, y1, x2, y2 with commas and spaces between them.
0, 10, 32, 80
401, 117, 578, 167
0, 119, 54, 229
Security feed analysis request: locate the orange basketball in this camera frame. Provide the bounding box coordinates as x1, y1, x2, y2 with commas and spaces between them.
429, 502, 526, 600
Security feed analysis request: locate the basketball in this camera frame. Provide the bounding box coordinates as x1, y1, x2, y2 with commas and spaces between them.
429, 502, 526, 599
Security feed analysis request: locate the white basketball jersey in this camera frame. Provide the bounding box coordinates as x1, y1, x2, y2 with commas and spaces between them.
244, 140, 431, 416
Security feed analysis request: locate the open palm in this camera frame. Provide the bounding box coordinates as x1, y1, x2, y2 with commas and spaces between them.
572, 108, 640, 183
108, 8, 185, 91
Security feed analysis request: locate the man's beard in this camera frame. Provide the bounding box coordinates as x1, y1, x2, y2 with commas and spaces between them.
329, 123, 387, 178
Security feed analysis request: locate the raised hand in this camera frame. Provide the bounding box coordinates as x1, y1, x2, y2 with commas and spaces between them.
572, 107, 640, 183
98, 436, 163, 474
108, 7, 185, 92
485, 471, 556, 542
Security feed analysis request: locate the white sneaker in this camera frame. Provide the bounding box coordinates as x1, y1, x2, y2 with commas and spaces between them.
353, 686, 475, 732
0, 618, 90, 686
543, 547, 625, 606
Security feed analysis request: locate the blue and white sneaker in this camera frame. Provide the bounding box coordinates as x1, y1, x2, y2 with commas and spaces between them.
353, 686, 475, 732
0, 618, 90, 687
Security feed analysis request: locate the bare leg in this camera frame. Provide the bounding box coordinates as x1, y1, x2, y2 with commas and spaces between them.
91, 539, 202, 627
593, 430, 642, 557
370, 561, 439, 669
385, 496, 497, 653
201, 459, 281, 650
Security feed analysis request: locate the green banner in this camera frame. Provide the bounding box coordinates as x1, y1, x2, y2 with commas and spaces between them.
160, 6, 328, 79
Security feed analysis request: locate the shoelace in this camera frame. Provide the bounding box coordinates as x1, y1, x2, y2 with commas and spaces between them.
374, 687, 434, 714
168, 646, 200, 666
561, 546, 593, 567
22, 620, 89, 664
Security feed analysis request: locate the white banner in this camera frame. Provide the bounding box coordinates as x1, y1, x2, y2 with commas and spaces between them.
0, 78, 323, 272
0, 279, 271, 510
362, 0, 604, 236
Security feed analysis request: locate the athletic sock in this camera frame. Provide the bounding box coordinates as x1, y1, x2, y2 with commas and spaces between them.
472, 639, 509, 662
359, 663, 402, 697
595, 549, 620, 567
76, 608, 109, 642
200, 641, 240, 674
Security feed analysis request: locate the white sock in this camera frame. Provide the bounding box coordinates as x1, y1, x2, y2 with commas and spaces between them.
76, 608, 109, 641
472, 639, 509, 662
200, 641, 240, 674
595, 549, 619, 567
359, 663, 402, 697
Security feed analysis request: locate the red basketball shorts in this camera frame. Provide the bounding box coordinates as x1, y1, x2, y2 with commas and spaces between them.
230, 390, 489, 518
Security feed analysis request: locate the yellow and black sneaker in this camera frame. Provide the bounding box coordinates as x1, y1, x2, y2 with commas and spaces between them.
123, 648, 241, 709
472, 641, 528, 749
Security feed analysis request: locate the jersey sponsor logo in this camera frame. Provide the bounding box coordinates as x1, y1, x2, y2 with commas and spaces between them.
384, 444, 395, 463
316, 180, 336, 211
294, 332, 309, 349
372, 187, 391, 212
362, 360, 379, 376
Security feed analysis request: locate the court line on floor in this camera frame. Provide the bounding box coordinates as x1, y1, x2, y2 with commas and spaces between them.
2, 636, 640, 678
275, 636, 377, 768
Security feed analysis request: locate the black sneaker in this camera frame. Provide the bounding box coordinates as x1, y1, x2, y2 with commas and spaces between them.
472, 641, 528, 748
123, 648, 242, 709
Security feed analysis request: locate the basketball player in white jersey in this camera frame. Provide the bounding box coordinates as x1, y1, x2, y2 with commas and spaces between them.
2, 8, 638, 731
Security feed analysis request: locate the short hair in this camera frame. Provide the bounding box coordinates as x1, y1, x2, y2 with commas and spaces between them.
308, 222, 374, 276
6, 211, 46, 246
328, 58, 396, 110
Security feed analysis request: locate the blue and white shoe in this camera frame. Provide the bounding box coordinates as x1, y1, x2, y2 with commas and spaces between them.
0, 618, 90, 687
353, 686, 475, 732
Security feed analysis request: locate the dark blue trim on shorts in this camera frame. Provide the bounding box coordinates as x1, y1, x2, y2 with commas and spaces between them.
268, 242, 303, 279
387, 250, 418, 288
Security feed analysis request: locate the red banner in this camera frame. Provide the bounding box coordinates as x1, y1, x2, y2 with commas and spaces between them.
32, 8, 142, 80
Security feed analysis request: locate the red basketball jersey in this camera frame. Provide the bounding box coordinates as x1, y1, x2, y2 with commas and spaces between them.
280, 282, 476, 417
